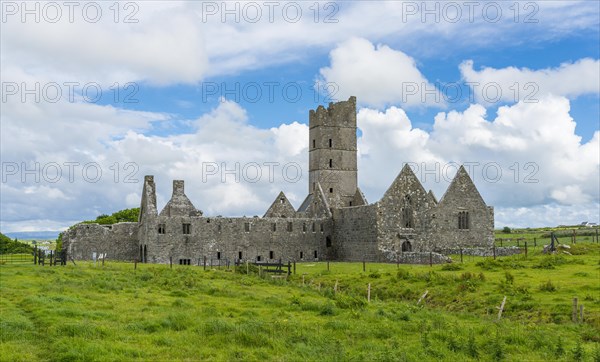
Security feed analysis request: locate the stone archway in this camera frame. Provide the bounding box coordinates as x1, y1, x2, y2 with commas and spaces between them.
401, 240, 412, 252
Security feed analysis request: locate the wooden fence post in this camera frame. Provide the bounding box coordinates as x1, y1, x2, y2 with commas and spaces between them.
367, 283, 371, 302
362, 260, 366, 272
493, 246, 496, 260
497, 296, 507, 320
460, 249, 463, 263
134, 260, 137, 270
327, 261, 330, 271
572, 298, 578, 322
204, 256, 207, 271
293, 261, 296, 275
417, 290, 428, 305
429, 252, 432, 267
524, 242, 528, 258
170, 257, 172, 269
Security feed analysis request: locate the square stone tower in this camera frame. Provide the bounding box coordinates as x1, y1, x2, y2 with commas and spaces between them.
308, 96, 358, 208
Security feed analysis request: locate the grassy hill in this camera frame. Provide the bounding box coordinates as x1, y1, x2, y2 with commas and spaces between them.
0, 233, 33, 254
1, 242, 599, 361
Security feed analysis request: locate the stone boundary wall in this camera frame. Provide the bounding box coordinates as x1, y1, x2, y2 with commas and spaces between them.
438, 246, 521, 257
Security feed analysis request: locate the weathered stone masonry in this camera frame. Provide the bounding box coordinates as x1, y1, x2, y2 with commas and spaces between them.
63, 96, 494, 264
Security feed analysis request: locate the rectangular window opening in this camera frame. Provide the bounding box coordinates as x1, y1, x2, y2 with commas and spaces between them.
158, 224, 166, 234
182, 223, 191, 234
269, 251, 274, 259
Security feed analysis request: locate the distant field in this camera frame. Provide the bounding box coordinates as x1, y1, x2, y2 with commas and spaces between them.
494, 226, 599, 247
1, 242, 599, 361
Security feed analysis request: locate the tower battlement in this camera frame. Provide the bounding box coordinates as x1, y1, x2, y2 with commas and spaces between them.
309, 96, 356, 129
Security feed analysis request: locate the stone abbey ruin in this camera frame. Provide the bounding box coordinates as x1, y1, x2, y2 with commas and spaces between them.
63, 97, 494, 264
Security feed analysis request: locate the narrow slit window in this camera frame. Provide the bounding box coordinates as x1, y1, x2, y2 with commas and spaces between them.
328, 138, 332, 147
458, 211, 470, 229
182, 223, 191, 234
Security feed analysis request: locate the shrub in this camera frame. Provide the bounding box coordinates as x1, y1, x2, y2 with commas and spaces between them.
539, 280, 557, 292
572, 340, 584, 361
319, 302, 336, 316
441, 263, 463, 271
396, 269, 411, 280
368, 271, 381, 279
334, 294, 366, 310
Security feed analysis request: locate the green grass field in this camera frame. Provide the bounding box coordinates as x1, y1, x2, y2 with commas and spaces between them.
1, 243, 599, 361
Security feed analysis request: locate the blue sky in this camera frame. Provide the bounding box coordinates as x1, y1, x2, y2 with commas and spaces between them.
1, 1, 599, 234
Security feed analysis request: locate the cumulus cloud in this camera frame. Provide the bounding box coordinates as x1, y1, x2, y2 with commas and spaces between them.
0, 98, 309, 232
318, 38, 443, 108
1, 2, 208, 85
3, 1, 598, 86
357, 95, 599, 227
1, 93, 598, 232
460, 58, 600, 105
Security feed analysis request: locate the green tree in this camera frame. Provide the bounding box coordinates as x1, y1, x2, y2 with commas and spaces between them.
502, 227, 511, 234
0, 233, 34, 254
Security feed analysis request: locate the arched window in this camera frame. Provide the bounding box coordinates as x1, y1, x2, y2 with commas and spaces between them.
458, 211, 470, 229
402, 195, 414, 228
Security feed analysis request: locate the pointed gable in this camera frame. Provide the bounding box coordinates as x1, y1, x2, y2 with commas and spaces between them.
427, 190, 438, 205
306, 182, 332, 218
159, 180, 202, 217
379, 164, 428, 207
352, 187, 368, 206
438, 166, 486, 207
264, 191, 297, 218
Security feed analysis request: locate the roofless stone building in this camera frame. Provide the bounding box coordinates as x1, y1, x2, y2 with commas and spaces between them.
63, 97, 494, 264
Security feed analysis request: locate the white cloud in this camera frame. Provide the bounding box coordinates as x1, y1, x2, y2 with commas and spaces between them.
2, 1, 598, 86
460, 58, 600, 105
319, 38, 443, 108
357, 95, 599, 227
0, 98, 309, 232
1, 2, 208, 85
1, 93, 598, 232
